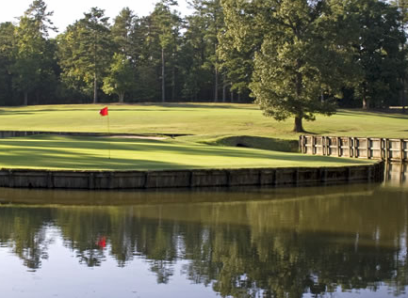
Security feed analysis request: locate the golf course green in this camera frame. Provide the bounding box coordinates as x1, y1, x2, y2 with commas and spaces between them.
0, 103, 399, 170
0, 134, 372, 170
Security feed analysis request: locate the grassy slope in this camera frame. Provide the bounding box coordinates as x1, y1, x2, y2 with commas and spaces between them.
0, 103, 400, 170
0, 135, 371, 170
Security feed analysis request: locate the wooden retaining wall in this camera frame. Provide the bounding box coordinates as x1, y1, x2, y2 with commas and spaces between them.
0, 131, 385, 190
299, 135, 408, 162
0, 163, 384, 190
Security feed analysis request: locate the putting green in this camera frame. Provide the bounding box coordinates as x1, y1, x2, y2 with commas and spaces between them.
0, 135, 372, 171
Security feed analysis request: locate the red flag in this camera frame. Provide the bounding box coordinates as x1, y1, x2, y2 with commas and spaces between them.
97, 236, 107, 249
99, 107, 108, 116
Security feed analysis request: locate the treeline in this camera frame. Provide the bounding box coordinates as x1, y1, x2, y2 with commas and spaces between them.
0, 0, 407, 128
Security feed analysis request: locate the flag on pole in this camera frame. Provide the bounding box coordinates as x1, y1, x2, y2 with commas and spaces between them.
100, 107, 108, 116
99, 107, 111, 159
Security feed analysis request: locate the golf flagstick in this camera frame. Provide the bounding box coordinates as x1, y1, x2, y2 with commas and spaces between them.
99, 107, 110, 159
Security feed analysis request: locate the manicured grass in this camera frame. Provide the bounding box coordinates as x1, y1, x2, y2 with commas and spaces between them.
0, 135, 371, 170
0, 103, 407, 140
0, 103, 401, 170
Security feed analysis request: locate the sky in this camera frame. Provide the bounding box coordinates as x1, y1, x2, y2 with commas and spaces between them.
0, 0, 192, 37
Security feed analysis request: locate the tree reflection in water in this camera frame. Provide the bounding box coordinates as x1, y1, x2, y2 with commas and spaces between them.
0, 184, 407, 298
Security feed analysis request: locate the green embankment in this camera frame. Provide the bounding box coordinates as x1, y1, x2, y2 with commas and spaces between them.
0, 103, 401, 170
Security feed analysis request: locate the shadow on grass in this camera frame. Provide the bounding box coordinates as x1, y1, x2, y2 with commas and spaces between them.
0, 135, 370, 170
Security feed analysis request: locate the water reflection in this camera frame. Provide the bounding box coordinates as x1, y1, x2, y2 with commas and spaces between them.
0, 166, 407, 298
385, 163, 408, 187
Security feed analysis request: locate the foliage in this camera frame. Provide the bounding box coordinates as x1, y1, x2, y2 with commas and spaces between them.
0, 0, 406, 122
350, 0, 407, 109
58, 7, 113, 103
102, 53, 134, 102
12, 0, 57, 105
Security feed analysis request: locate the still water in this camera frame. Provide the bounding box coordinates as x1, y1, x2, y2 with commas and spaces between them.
0, 164, 407, 298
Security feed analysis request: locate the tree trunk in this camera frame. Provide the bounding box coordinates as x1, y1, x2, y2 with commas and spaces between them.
294, 63, 305, 132
231, 90, 234, 103
293, 116, 304, 132
214, 66, 219, 102
172, 64, 176, 101
362, 85, 369, 109
162, 48, 165, 103
119, 93, 125, 103
93, 75, 98, 104
222, 75, 227, 103
362, 97, 369, 109
402, 78, 406, 113
23, 91, 28, 106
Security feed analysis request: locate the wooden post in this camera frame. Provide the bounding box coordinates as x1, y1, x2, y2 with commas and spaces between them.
354, 137, 359, 158
386, 139, 390, 161
381, 138, 385, 160
312, 136, 316, 155
295, 169, 300, 186
400, 139, 404, 162
89, 173, 95, 190
349, 137, 353, 158
303, 135, 307, 153
338, 137, 341, 157
366, 138, 370, 159
274, 169, 279, 186
47, 172, 54, 189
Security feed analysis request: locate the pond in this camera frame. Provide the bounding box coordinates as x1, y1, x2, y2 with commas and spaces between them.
0, 163, 407, 298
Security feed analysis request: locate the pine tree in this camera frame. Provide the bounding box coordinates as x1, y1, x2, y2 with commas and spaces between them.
58, 8, 113, 103
13, 0, 57, 105
151, 0, 182, 102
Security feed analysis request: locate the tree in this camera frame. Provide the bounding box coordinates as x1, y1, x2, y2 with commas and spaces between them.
190, 0, 224, 102
81, 8, 113, 103
0, 22, 16, 105
151, 0, 182, 102
350, 0, 406, 109
220, 0, 266, 102
13, 0, 57, 105
223, 0, 344, 132
58, 8, 113, 103
112, 7, 134, 57
179, 14, 211, 101
102, 53, 134, 102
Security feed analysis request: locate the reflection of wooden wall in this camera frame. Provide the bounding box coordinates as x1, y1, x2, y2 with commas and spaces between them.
300, 136, 408, 162
385, 163, 408, 186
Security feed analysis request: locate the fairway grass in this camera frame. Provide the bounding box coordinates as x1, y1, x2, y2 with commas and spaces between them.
0, 135, 371, 171
0, 103, 407, 140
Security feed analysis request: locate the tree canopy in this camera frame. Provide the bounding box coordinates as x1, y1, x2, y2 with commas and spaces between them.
0, 0, 406, 129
